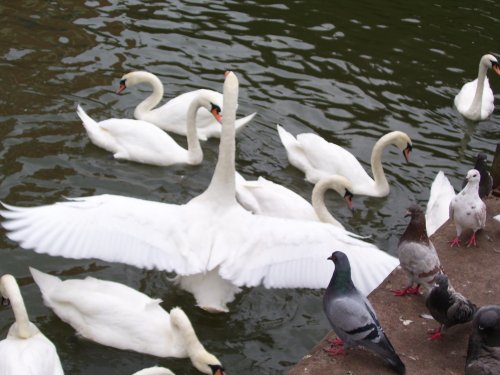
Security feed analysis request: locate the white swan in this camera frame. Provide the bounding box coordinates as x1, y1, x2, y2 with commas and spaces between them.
425, 171, 456, 237
235, 173, 353, 228
77, 91, 222, 166
29, 268, 225, 375
277, 125, 412, 197
454, 54, 500, 121
132, 367, 175, 375
117, 71, 256, 141
0, 274, 64, 375
1, 72, 399, 313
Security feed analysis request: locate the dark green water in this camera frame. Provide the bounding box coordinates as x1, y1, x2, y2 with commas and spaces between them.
0, 1, 498, 374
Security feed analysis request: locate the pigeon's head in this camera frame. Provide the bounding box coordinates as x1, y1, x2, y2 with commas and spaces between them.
473, 305, 500, 345
327, 251, 350, 268
465, 169, 481, 184
405, 204, 423, 218
433, 273, 448, 289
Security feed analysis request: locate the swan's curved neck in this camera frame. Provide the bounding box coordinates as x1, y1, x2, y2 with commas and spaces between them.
185, 98, 203, 164
134, 73, 164, 118
201, 74, 238, 206
311, 177, 345, 228
468, 60, 489, 116
369, 134, 392, 195
0, 275, 33, 339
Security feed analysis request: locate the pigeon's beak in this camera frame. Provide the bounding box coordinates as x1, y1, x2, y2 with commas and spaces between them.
116, 79, 127, 95
404, 209, 412, 217
403, 143, 412, 163
344, 190, 353, 210
327, 254, 336, 261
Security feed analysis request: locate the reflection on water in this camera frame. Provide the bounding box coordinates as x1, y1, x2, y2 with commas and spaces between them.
0, 0, 499, 374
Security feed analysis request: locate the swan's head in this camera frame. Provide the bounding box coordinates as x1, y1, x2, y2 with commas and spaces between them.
116, 71, 155, 94
320, 175, 354, 210
465, 168, 481, 185
481, 54, 500, 74
192, 352, 226, 375
389, 131, 412, 162
0, 274, 15, 306
196, 91, 223, 124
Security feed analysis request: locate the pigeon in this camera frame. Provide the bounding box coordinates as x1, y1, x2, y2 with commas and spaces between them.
425, 273, 477, 340
394, 205, 443, 297
323, 251, 406, 374
462, 153, 493, 199
465, 305, 500, 375
449, 169, 487, 247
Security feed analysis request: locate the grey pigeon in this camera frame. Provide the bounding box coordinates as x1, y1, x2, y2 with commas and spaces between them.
394, 205, 443, 297
449, 169, 487, 247
465, 305, 500, 375
323, 251, 406, 374
462, 153, 493, 199
425, 273, 477, 340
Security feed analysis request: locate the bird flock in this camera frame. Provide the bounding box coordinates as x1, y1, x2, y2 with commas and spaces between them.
0, 52, 499, 375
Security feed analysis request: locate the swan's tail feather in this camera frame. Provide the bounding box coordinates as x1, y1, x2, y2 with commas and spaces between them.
76, 104, 98, 131
29, 267, 62, 296
235, 112, 257, 132
276, 124, 298, 149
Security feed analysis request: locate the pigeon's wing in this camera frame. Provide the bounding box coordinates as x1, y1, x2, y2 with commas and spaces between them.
475, 202, 487, 229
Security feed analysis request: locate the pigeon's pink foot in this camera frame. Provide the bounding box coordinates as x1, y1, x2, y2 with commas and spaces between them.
428, 327, 443, 341
448, 237, 461, 247
324, 347, 345, 356
327, 338, 343, 347
466, 232, 477, 247
392, 286, 420, 296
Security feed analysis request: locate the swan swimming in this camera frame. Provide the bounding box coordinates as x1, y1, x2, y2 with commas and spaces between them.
235, 172, 353, 229
0, 274, 64, 375
77, 90, 222, 166
277, 125, 412, 197
116, 70, 256, 140
1, 72, 399, 313
29, 268, 226, 375
454, 54, 500, 121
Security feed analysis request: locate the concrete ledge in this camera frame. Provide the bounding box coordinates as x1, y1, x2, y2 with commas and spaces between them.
287, 197, 500, 375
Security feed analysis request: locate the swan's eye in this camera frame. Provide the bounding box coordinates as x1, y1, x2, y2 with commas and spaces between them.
119, 79, 126, 86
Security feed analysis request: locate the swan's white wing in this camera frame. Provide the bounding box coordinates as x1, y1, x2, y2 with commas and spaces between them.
214, 210, 398, 296
425, 171, 456, 236
235, 173, 317, 220
0, 331, 64, 375
1, 196, 204, 275
454, 78, 494, 120
297, 133, 375, 189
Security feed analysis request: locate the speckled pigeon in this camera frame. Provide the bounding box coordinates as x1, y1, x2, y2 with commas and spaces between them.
462, 153, 493, 199
323, 251, 406, 374
465, 305, 500, 375
449, 169, 486, 247
425, 273, 477, 340
394, 205, 443, 297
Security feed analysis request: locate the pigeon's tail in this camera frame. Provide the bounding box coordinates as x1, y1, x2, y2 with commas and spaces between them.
385, 352, 406, 375
367, 334, 406, 375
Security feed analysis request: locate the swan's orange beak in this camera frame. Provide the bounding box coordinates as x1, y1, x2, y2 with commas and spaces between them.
403, 144, 412, 163
116, 80, 127, 95
224, 71, 232, 77
344, 191, 353, 210
211, 108, 223, 124
493, 62, 500, 75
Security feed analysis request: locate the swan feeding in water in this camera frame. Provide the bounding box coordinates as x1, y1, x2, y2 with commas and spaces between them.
277, 125, 412, 197
29, 268, 226, 375
1, 72, 399, 313
0, 274, 64, 375
77, 89, 223, 166
116, 70, 256, 140
235, 172, 353, 229
454, 54, 500, 121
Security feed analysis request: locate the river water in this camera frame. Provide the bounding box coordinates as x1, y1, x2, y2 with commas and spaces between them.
0, 1, 498, 374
